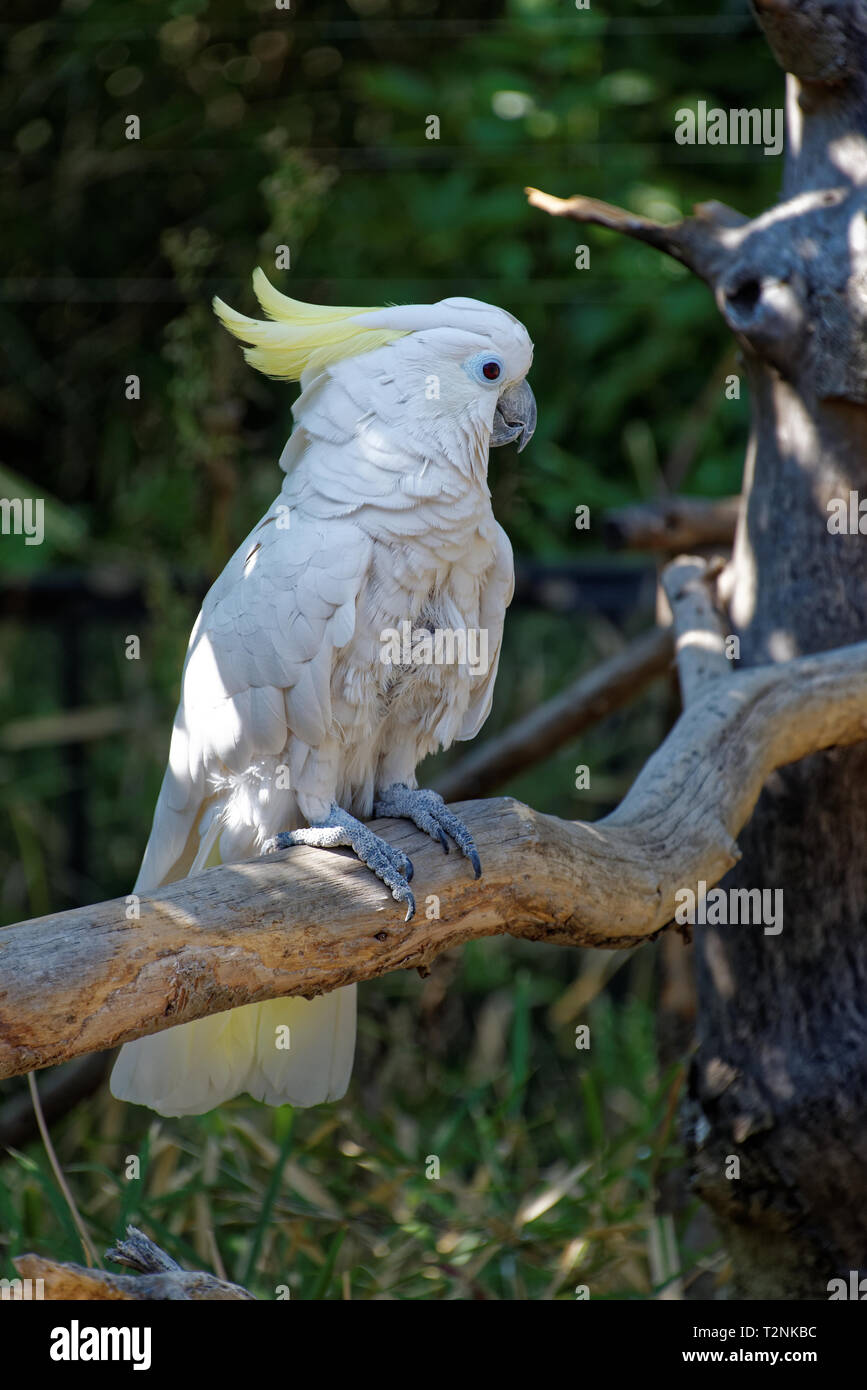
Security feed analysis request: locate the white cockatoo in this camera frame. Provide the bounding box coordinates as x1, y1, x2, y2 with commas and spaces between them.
110, 271, 536, 1115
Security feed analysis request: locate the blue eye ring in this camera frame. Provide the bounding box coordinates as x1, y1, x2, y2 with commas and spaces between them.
465, 352, 505, 387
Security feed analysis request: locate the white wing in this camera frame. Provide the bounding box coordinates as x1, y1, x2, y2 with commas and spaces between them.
135, 506, 372, 892
459, 520, 514, 740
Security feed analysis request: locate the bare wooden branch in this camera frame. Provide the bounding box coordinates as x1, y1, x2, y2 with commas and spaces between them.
527, 185, 867, 402
661, 555, 732, 706
529, 179, 867, 402
433, 624, 673, 802
3, 638, 867, 1081
13, 1228, 255, 1301
525, 186, 747, 283
604, 496, 739, 553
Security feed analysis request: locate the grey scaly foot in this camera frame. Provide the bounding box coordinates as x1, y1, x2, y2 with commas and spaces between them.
373, 784, 482, 879
263, 803, 416, 921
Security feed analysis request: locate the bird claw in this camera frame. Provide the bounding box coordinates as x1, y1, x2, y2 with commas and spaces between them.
263, 805, 415, 919
373, 784, 482, 878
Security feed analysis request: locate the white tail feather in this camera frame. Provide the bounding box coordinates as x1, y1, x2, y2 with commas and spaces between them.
111, 805, 357, 1115
110, 987, 356, 1115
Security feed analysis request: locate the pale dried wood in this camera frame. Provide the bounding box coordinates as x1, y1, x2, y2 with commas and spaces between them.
660, 556, 732, 706
2, 632, 867, 1081
524, 186, 748, 284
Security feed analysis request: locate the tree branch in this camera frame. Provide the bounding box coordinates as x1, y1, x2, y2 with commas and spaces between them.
525, 187, 747, 284
528, 181, 867, 402
3, 631, 867, 1081
661, 555, 731, 706
603, 496, 739, 553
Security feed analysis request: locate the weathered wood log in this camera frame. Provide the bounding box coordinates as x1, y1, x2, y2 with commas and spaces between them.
660, 556, 730, 706
2, 601, 867, 1081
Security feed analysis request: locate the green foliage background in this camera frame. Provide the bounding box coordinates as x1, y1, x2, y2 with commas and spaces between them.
0, 0, 780, 1297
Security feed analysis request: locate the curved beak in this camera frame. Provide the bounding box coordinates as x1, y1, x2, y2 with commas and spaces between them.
490, 379, 537, 452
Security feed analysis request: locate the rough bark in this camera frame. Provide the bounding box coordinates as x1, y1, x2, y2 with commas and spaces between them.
530, 0, 867, 1299
693, 0, 867, 1301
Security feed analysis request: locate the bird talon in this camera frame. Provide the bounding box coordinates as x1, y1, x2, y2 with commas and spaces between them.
375, 784, 482, 876
387, 876, 416, 921
265, 808, 419, 921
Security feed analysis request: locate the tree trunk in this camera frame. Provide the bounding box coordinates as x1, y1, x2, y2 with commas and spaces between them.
688, 0, 867, 1299
528, 0, 867, 1300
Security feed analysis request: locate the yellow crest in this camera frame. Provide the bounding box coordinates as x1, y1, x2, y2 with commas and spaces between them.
212, 269, 408, 380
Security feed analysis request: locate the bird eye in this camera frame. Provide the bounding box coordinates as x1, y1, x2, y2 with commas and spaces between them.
465, 352, 506, 387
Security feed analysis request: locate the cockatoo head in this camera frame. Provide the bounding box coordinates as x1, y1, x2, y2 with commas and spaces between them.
214, 271, 536, 465
355, 295, 536, 455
